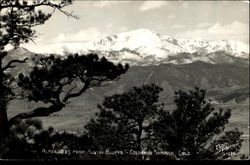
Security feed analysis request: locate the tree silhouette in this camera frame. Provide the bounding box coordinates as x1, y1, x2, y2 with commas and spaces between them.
85, 84, 163, 160
150, 87, 243, 160
0, 0, 76, 142
8, 54, 128, 126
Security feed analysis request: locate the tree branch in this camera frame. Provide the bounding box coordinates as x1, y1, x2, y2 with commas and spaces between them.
8, 103, 64, 127
62, 81, 90, 103
64, 84, 78, 102
2, 58, 28, 71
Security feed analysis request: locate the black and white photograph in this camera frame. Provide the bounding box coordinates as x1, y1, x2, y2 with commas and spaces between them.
0, 0, 249, 161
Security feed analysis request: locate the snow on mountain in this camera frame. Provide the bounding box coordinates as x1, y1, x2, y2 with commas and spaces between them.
178, 39, 209, 53
178, 38, 248, 57
29, 29, 249, 65
205, 40, 249, 57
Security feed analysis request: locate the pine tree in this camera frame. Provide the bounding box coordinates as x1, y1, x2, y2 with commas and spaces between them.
9, 54, 128, 126
150, 87, 243, 160
84, 84, 163, 160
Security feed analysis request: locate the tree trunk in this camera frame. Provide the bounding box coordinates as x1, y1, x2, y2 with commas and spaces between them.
0, 57, 10, 143
0, 102, 9, 143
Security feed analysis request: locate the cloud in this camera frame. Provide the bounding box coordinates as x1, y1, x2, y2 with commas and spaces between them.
52, 27, 106, 43
207, 22, 247, 35
175, 21, 249, 43
168, 15, 176, 19
139, 1, 168, 12
172, 24, 185, 29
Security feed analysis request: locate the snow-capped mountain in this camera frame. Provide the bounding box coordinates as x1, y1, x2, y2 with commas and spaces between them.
30, 29, 249, 66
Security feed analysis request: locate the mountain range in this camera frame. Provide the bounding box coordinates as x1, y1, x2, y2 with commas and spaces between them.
5, 29, 249, 130
31, 29, 249, 66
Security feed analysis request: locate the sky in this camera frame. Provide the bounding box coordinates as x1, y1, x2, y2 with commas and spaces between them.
23, 0, 249, 50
